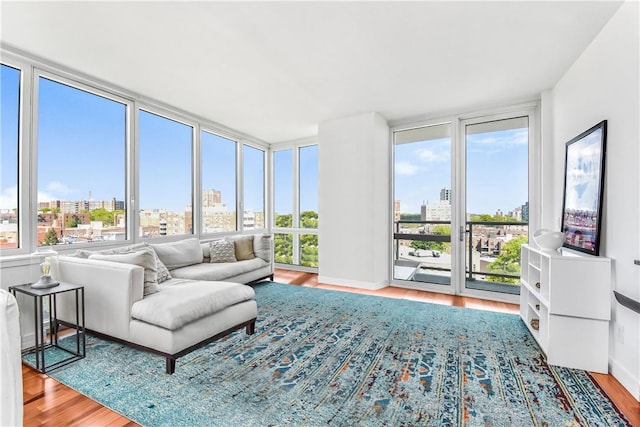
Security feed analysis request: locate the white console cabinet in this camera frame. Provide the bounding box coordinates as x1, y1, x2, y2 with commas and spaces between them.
520, 244, 611, 373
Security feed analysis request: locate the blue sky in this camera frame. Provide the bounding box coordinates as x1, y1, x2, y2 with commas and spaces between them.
1, 64, 20, 211
3, 67, 521, 218
2, 75, 268, 213
273, 145, 318, 215
394, 127, 528, 215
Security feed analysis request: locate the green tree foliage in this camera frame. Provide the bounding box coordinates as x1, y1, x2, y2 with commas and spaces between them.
274, 211, 318, 267
42, 228, 60, 246
66, 214, 83, 228
469, 213, 523, 223
275, 214, 292, 228
300, 234, 318, 267
400, 213, 421, 221
88, 208, 121, 226
300, 211, 318, 229
410, 224, 451, 253
274, 233, 293, 264
487, 235, 528, 284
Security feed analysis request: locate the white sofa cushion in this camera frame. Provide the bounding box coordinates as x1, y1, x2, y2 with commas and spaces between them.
149, 238, 203, 270
88, 248, 159, 295
170, 257, 267, 282
130, 280, 255, 330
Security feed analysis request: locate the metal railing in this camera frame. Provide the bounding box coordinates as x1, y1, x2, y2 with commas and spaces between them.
393, 219, 528, 282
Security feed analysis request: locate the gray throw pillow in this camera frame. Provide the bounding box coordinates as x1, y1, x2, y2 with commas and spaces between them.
88, 248, 159, 296
209, 240, 237, 263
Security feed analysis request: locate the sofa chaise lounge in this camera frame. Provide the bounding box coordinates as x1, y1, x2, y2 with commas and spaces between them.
56, 233, 273, 373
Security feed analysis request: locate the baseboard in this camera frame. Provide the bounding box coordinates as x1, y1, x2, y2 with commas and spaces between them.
20, 320, 53, 351
21, 331, 36, 350
609, 357, 640, 401
317, 276, 387, 290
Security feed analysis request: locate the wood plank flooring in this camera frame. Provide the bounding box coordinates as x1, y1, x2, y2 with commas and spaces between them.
21, 269, 639, 426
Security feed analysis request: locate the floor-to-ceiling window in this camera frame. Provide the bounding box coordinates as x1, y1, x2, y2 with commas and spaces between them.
201, 130, 237, 233
392, 105, 536, 301
0, 64, 21, 250
463, 116, 530, 295
37, 75, 128, 245
272, 141, 318, 269
0, 51, 269, 259
393, 123, 452, 285
139, 110, 193, 238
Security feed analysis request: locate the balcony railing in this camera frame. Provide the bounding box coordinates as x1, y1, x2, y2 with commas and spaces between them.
393, 219, 528, 293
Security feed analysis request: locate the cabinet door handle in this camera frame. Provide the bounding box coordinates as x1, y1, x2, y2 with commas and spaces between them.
535, 282, 540, 289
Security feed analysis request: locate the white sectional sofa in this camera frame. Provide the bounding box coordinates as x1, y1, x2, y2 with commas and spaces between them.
56, 233, 273, 373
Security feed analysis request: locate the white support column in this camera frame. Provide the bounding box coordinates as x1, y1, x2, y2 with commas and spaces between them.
317, 112, 390, 289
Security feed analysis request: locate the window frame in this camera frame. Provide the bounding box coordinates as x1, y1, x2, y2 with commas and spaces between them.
33, 68, 133, 248
0, 47, 270, 264
270, 138, 318, 270
241, 142, 268, 233
389, 102, 540, 302
136, 106, 197, 241
199, 127, 240, 237
0, 58, 31, 256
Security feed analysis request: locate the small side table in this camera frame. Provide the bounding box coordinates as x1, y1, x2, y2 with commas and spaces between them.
9, 282, 85, 373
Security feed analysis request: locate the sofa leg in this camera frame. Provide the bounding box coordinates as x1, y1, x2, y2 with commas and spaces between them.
269, 274, 274, 281
246, 320, 256, 335
166, 357, 176, 374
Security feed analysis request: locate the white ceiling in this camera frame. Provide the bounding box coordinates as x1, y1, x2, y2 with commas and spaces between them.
1, 1, 623, 143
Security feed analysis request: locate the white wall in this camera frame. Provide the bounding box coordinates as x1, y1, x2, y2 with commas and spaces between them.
549, 0, 639, 399
317, 112, 390, 289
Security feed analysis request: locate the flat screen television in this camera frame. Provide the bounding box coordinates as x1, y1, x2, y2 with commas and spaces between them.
560, 120, 607, 256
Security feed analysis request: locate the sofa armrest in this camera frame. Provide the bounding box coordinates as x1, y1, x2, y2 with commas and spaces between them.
55, 256, 144, 341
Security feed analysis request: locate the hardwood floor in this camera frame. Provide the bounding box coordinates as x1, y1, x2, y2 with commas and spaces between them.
20, 269, 639, 426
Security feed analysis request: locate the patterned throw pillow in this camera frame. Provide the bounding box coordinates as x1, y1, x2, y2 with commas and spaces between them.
209, 240, 237, 263
150, 248, 173, 284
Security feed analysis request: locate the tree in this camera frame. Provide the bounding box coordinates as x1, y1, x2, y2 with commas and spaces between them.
410, 224, 451, 253
487, 235, 528, 284
42, 228, 60, 246
300, 211, 318, 229
274, 233, 293, 264
275, 214, 292, 228
66, 214, 83, 228
89, 208, 115, 226
300, 233, 318, 267
400, 213, 421, 221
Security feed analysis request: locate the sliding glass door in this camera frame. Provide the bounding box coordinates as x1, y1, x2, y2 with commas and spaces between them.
393, 123, 454, 289
392, 107, 535, 300
462, 116, 530, 295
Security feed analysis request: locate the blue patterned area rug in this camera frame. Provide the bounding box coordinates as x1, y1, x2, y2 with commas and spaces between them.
49, 282, 630, 426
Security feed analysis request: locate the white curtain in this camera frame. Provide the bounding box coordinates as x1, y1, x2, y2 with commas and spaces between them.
0, 289, 23, 427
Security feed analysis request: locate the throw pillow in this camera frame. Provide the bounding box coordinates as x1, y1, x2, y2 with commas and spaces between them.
147, 246, 172, 284
231, 235, 255, 261
88, 248, 159, 296
149, 238, 203, 270
209, 240, 237, 263
72, 243, 171, 284
252, 234, 273, 262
